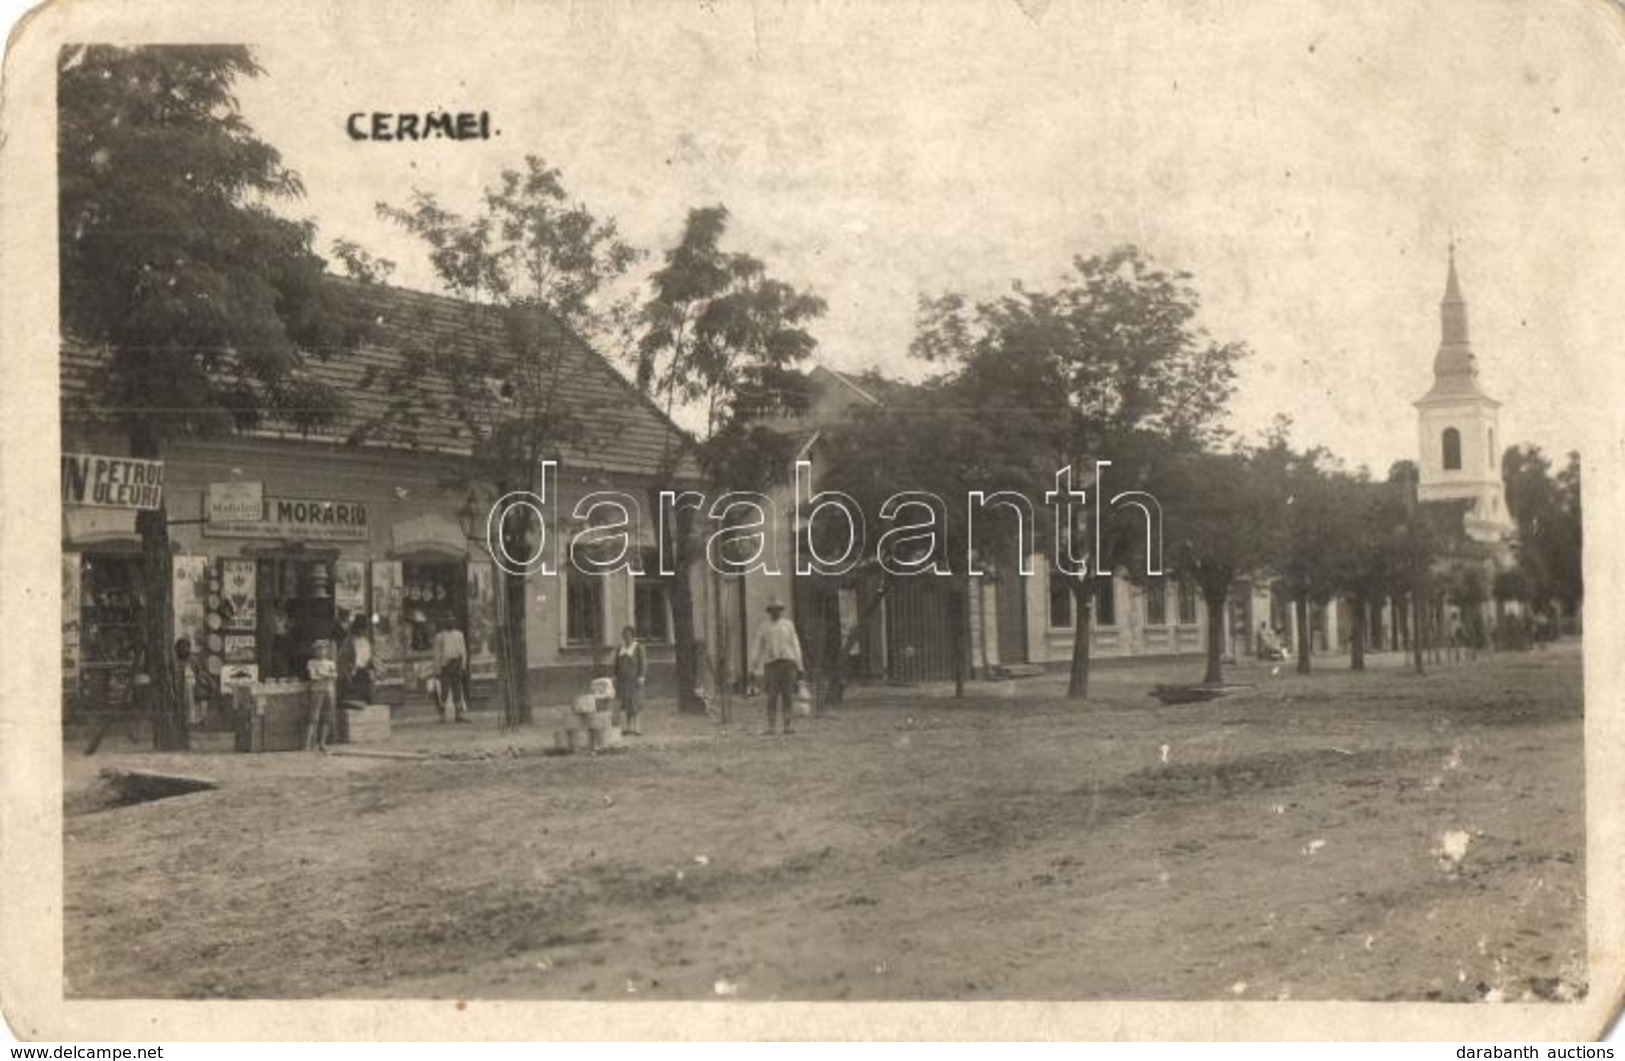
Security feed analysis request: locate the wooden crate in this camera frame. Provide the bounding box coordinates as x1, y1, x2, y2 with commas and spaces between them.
339, 703, 391, 744
236, 685, 311, 752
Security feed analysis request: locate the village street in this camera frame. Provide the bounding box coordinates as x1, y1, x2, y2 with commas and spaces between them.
62, 645, 1584, 1003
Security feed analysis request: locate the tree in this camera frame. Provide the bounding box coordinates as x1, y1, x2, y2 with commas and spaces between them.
1157, 449, 1278, 684
1253, 435, 1352, 675
634, 206, 826, 712
1502, 444, 1583, 627
910, 247, 1245, 698
59, 46, 358, 748
1331, 477, 1409, 672
813, 373, 1049, 698
362, 157, 642, 727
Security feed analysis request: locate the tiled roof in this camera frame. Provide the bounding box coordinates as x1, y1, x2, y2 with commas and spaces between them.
60, 276, 700, 481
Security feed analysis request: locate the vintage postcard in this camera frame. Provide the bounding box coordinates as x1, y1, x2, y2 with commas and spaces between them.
1, 0, 1622, 1043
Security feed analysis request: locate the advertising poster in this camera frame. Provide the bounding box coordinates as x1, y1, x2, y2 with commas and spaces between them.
220, 558, 257, 630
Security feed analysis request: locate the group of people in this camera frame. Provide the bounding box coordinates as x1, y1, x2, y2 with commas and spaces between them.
187, 596, 803, 750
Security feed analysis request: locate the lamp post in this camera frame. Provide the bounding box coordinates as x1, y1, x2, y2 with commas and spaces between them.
455, 493, 481, 546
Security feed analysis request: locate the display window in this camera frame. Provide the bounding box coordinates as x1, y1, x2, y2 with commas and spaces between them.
77, 554, 145, 709
401, 561, 468, 652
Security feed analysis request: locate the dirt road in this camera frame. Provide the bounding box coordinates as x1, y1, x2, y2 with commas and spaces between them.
63, 645, 1585, 1002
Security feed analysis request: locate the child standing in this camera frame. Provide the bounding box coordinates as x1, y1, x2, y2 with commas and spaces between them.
613, 625, 647, 736
305, 639, 338, 751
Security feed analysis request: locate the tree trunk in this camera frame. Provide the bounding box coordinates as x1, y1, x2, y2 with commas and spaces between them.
1411, 581, 1426, 674
128, 427, 184, 751
669, 567, 704, 713
1201, 587, 1227, 685
650, 493, 706, 715
500, 565, 531, 726
951, 580, 967, 699
1066, 580, 1092, 699
1295, 595, 1312, 674
827, 575, 889, 707
1349, 593, 1366, 671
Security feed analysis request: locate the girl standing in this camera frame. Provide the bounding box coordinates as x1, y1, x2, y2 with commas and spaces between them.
613, 625, 647, 736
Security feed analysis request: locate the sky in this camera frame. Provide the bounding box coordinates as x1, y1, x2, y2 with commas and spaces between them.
211, 0, 1625, 476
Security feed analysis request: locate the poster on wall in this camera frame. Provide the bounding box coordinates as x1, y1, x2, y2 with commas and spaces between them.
335, 560, 366, 621
220, 559, 257, 630
467, 560, 495, 662
368, 561, 405, 670
172, 556, 211, 654
62, 554, 81, 689
222, 634, 257, 663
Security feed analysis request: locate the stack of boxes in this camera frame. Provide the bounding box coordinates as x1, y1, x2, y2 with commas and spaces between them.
553, 678, 622, 754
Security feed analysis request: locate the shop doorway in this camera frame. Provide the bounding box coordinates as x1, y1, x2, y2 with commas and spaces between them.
257, 557, 339, 679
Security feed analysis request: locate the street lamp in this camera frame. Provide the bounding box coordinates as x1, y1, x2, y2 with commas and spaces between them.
455, 492, 482, 545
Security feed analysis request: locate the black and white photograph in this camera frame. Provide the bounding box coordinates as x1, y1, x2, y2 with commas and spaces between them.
1, 0, 1621, 1043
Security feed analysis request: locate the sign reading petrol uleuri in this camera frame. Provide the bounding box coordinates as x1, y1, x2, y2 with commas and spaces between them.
60, 452, 164, 510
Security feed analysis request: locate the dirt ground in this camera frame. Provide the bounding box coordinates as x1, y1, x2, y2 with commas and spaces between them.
62, 643, 1586, 1002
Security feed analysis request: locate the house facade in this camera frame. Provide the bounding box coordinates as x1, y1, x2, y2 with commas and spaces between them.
60, 279, 707, 718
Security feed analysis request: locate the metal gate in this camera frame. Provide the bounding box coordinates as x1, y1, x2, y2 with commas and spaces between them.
884, 577, 959, 682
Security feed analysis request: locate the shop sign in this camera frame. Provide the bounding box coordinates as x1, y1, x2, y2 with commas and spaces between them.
204, 495, 370, 541
61, 453, 164, 510
207, 481, 264, 523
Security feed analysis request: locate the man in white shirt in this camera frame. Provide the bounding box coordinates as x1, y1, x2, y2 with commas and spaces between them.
750, 596, 804, 736
433, 619, 471, 722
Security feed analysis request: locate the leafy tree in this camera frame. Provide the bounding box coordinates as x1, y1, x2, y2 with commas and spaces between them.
813, 373, 1052, 698
1385, 460, 1474, 674
59, 45, 358, 748
1252, 435, 1352, 675
633, 206, 826, 712
362, 157, 642, 727
1157, 449, 1278, 684
1331, 477, 1409, 671
911, 246, 1245, 698
1502, 444, 1583, 626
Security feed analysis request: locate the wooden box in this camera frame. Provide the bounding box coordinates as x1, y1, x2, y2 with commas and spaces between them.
338, 703, 391, 744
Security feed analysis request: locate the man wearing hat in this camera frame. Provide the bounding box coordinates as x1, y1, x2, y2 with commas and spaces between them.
750, 595, 805, 735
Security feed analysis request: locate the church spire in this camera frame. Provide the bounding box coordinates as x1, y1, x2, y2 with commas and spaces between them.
1434, 242, 1475, 378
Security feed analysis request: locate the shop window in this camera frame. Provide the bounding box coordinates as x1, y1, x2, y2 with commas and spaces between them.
79, 554, 144, 709
1178, 580, 1199, 625
1442, 427, 1462, 471
634, 565, 672, 644
401, 561, 467, 653
1094, 577, 1116, 627
567, 573, 604, 646
1048, 573, 1073, 629
1145, 581, 1168, 626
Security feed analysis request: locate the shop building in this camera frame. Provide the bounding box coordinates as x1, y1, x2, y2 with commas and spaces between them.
60, 279, 703, 718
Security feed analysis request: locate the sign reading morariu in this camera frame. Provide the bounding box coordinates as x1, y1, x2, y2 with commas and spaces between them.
61, 453, 164, 510
203, 496, 369, 541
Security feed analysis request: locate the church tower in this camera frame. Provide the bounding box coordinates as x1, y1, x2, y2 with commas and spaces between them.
1413, 246, 1513, 545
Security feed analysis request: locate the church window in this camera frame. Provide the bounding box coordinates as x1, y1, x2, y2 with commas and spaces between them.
1442, 427, 1462, 471
1488, 427, 1496, 462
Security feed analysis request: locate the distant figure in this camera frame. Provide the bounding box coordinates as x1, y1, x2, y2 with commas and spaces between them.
433, 618, 470, 722
749, 596, 804, 736
174, 637, 212, 727
1449, 621, 1466, 663
305, 639, 337, 751
614, 625, 647, 736
1256, 622, 1286, 661
338, 615, 374, 705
